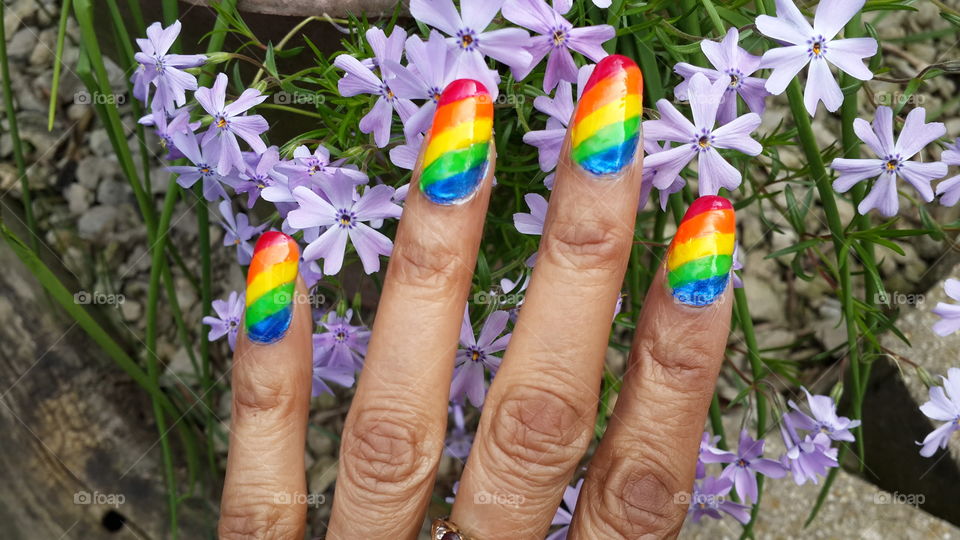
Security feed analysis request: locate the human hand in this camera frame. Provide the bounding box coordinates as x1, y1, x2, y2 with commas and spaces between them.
218, 55, 735, 539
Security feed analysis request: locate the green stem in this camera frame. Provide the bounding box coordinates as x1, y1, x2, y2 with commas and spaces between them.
734, 287, 766, 539
47, 0, 73, 131
840, 13, 872, 465
146, 183, 181, 539
0, 0, 38, 250
784, 80, 864, 465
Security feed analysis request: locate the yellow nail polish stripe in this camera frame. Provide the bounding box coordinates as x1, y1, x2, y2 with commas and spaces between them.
667, 232, 735, 269
246, 260, 298, 307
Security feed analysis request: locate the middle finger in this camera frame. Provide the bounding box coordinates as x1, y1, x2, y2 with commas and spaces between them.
451, 55, 645, 538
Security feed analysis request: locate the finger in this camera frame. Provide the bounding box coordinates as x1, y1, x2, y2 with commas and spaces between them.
569, 196, 735, 539
327, 79, 495, 538
219, 232, 313, 539
451, 55, 644, 538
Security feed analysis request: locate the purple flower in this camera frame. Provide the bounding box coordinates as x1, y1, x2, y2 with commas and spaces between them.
675, 28, 769, 125
547, 479, 583, 540
287, 178, 402, 275
716, 430, 786, 503
139, 106, 199, 160
300, 257, 324, 289
217, 200, 267, 265
831, 106, 947, 217
410, 0, 533, 95
778, 413, 838, 485
513, 192, 548, 267
390, 133, 424, 170
502, 0, 613, 91
335, 37, 418, 148
276, 144, 369, 192
697, 432, 734, 479
202, 290, 244, 350
932, 279, 960, 336
640, 140, 685, 211
195, 73, 269, 175
445, 404, 474, 460
918, 367, 960, 457
311, 311, 361, 396
757, 0, 877, 116
131, 21, 206, 113
644, 73, 762, 195
360, 26, 407, 72
687, 476, 752, 525
235, 147, 285, 208
788, 387, 861, 442
523, 81, 574, 175
383, 31, 458, 139
313, 309, 370, 372
935, 138, 960, 206
451, 309, 512, 407
167, 129, 237, 201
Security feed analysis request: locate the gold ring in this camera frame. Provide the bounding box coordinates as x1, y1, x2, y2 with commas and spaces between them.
431, 516, 470, 540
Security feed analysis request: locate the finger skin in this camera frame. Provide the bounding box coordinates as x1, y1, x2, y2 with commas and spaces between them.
327, 79, 495, 539
220, 233, 313, 539
451, 55, 644, 539
569, 197, 735, 539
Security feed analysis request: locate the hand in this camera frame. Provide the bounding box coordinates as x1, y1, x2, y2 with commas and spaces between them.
218, 55, 735, 539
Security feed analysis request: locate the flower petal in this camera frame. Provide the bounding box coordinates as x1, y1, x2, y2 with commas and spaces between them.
900, 161, 947, 202
814, 0, 865, 41
896, 107, 947, 159
824, 37, 877, 81
831, 158, 883, 192
857, 173, 899, 217
761, 45, 809, 95
410, 0, 463, 35
804, 58, 842, 116
698, 148, 742, 195
349, 224, 393, 274
712, 113, 762, 155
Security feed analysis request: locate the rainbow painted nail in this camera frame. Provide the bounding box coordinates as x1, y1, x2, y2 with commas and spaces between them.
245, 231, 299, 344
420, 79, 493, 204
667, 196, 735, 306
570, 54, 643, 176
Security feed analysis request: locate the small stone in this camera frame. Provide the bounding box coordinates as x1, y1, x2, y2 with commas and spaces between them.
77, 205, 119, 239
28, 28, 55, 66
307, 457, 339, 496
64, 183, 92, 214
88, 129, 112, 156
307, 427, 335, 457
96, 179, 131, 206
76, 156, 119, 189
120, 299, 142, 322
7, 27, 36, 59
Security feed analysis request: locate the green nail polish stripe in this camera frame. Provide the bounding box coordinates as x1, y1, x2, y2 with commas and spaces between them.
571, 115, 641, 164
246, 281, 295, 325
667, 254, 733, 289
421, 142, 489, 187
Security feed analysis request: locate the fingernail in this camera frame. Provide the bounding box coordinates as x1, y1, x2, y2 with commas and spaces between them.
246, 231, 299, 344
570, 54, 643, 176
420, 79, 493, 205
667, 196, 735, 306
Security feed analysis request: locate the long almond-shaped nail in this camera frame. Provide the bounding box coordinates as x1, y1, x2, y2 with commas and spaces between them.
420, 79, 493, 205
246, 231, 299, 344
570, 54, 643, 176
667, 196, 735, 306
